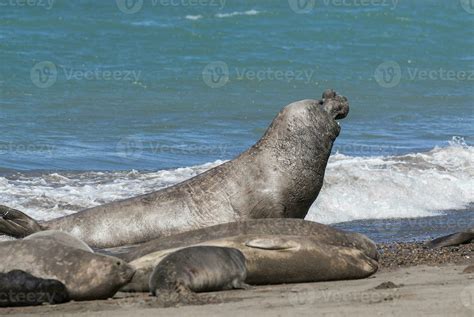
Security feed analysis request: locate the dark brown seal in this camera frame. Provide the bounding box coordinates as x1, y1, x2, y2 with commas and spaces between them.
425, 228, 474, 248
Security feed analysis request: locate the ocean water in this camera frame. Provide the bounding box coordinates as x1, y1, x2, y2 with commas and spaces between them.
0, 1, 473, 241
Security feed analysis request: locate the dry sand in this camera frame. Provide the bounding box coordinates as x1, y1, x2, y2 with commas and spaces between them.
1, 263, 472, 317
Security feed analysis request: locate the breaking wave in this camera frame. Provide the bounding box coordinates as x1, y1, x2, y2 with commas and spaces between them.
0, 138, 472, 224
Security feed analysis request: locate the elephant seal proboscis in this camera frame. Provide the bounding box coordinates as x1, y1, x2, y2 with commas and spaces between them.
0, 238, 135, 300
149, 246, 248, 300
0, 89, 349, 248
0, 270, 69, 307
122, 234, 378, 292
425, 228, 474, 248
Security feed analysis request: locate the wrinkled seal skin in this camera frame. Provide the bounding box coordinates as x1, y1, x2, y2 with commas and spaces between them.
118, 219, 379, 292
149, 246, 248, 299
0, 90, 349, 248
0, 239, 135, 301
0, 270, 69, 307
425, 228, 474, 248
123, 234, 378, 292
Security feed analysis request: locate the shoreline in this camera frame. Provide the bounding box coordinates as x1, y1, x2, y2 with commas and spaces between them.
1, 242, 472, 316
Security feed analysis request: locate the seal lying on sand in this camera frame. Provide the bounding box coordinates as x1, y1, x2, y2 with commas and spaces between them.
425, 228, 474, 248
0, 90, 349, 248
149, 246, 248, 299
115, 219, 379, 262
0, 236, 135, 300
0, 270, 69, 307
119, 220, 378, 292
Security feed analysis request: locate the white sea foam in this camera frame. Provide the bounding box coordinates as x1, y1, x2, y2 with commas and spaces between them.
308, 137, 474, 224
130, 21, 170, 27
0, 139, 472, 224
185, 15, 203, 21
215, 10, 259, 18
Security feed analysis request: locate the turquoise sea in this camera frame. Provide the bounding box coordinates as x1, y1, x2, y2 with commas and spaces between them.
0, 1, 473, 241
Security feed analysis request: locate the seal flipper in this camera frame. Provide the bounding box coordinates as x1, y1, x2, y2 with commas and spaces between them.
0, 205, 43, 238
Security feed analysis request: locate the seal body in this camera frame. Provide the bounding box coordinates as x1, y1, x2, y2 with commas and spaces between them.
425, 228, 474, 248
118, 219, 378, 262
0, 90, 349, 248
0, 270, 69, 307
149, 246, 248, 297
120, 220, 378, 292
24, 230, 93, 252
0, 238, 135, 300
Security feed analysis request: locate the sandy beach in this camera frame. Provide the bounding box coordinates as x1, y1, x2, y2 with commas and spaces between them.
1, 243, 472, 317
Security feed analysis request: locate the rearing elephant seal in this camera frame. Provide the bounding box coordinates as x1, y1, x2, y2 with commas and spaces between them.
0, 90, 349, 248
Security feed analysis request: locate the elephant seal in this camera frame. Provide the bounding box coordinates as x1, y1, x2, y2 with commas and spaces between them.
425, 228, 474, 248
0, 89, 349, 248
24, 230, 93, 252
0, 270, 69, 307
0, 238, 135, 300
149, 246, 248, 300
122, 234, 378, 292
115, 219, 379, 262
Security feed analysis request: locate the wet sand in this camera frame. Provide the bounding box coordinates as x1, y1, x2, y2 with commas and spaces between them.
1, 243, 472, 316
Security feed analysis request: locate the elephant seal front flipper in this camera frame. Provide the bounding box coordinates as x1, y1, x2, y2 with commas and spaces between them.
0, 205, 43, 238
425, 228, 474, 248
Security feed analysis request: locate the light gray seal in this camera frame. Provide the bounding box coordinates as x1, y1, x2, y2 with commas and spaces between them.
149, 246, 248, 299
116, 219, 378, 292
0, 89, 349, 248
24, 230, 93, 252
0, 237, 135, 300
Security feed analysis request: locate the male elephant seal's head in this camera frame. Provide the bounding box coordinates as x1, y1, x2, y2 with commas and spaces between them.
321, 89, 350, 120
262, 89, 349, 149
